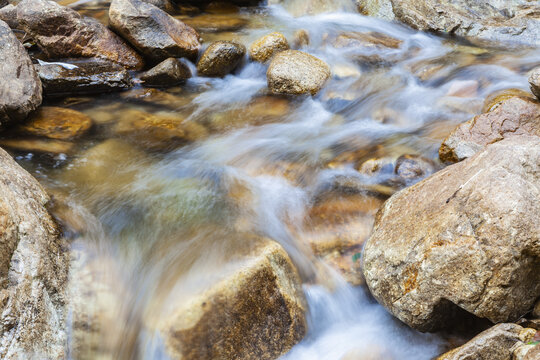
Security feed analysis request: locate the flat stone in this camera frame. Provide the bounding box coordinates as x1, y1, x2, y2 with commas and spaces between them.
180, 14, 248, 33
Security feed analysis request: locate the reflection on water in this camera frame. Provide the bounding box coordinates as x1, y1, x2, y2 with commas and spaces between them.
4, 1, 539, 359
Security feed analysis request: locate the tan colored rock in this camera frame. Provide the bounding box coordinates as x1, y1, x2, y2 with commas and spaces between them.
249, 32, 290, 63
17, 0, 144, 70
17, 107, 92, 140
0, 19, 42, 128
197, 40, 246, 77
482, 88, 534, 113
329, 31, 403, 65
524, 344, 540, 360
529, 67, 540, 100
394, 154, 437, 184
0, 138, 76, 155
292, 29, 310, 48
436, 324, 524, 360
363, 137, 540, 331
267, 50, 331, 95
0, 147, 68, 359
356, 0, 395, 21
156, 237, 307, 360
440, 96, 540, 163
109, 0, 201, 63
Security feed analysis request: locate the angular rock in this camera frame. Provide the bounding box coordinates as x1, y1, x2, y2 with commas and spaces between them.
37, 58, 133, 96
197, 41, 246, 77
436, 324, 524, 360
17, 106, 92, 140
109, 0, 201, 63
140, 57, 191, 87
390, 0, 540, 47
0, 147, 68, 359
249, 32, 290, 63
529, 67, 540, 100
267, 50, 330, 95
440, 96, 540, 163
17, 0, 143, 70
363, 136, 540, 332
0, 19, 42, 128
157, 237, 307, 360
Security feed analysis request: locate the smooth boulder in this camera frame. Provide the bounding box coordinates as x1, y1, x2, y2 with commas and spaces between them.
140, 57, 191, 86
0, 147, 68, 359
440, 96, 540, 163
197, 41, 246, 77
362, 136, 540, 331
109, 0, 201, 63
529, 67, 540, 100
0, 20, 42, 128
267, 50, 330, 95
17, 106, 93, 140
249, 32, 290, 63
17, 0, 143, 70
37, 58, 133, 96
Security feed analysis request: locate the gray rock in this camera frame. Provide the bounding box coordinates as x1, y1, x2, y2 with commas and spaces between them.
436, 323, 524, 360
440, 96, 540, 163
362, 136, 540, 331
267, 50, 330, 95
529, 67, 540, 100
0, 19, 42, 128
0, 147, 68, 359
37, 58, 133, 96
141, 57, 191, 86
109, 0, 201, 63
356, 0, 395, 21
197, 41, 245, 77
390, 0, 540, 47
0, 4, 18, 29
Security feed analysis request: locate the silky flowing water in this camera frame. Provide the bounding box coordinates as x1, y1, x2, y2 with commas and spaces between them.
4, 1, 540, 359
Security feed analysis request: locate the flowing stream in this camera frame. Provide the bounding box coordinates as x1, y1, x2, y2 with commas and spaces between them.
5, 1, 540, 359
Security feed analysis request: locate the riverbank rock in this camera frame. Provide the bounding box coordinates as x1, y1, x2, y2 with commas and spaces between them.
0, 147, 68, 359
529, 67, 540, 100
37, 59, 133, 97
109, 0, 201, 63
436, 323, 536, 360
0, 20, 42, 128
362, 136, 540, 332
17, 107, 92, 140
197, 41, 246, 77
389, 0, 540, 47
440, 96, 540, 163
140, 58, 191, 87
157, 237, 307, 360
267, 50, 330, 95
249, 32, 290, 63
17, 0, 143, 70
0, 4, 18, 29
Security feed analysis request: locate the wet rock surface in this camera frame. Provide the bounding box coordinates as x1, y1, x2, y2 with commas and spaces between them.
109, 0, 201, 63
249, 32, 290, 63
140, 57, 192, 87
17, 106, 93, 140
197, 40, 246, 77
267, 50, 330, 95
0, 147, 68, 359
17, 0, 144, 69
363, 136, 540, 332
529, 67, 540, 100
37, 58, 133, 96
440, 96, 540, 163
0, 19, 42, 128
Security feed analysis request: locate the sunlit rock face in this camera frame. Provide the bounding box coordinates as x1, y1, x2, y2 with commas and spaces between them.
363, 136, 540, 332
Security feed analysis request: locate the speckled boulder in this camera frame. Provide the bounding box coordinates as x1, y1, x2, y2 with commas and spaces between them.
249, 32, 289, 63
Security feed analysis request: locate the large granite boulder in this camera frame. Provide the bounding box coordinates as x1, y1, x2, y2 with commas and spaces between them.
0, 147, 68, 359
0, 19, 42, 128
440, 96, 540, 163
362, 136, 540, 332
109, 0, 201, 63
17, 0, 144, 70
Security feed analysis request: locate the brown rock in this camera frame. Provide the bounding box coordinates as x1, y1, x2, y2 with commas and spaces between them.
0, 4, 18, 29
109, 0, 201, 63
197, 41, 246, 77
440, 96, 540, 163
249, 32, 290, 63
157, 237, 307, 360
0, 147, 68, 359
394, 154, 437, 184
0, 19, 42, 128
0, 138, 75, 155
143, 0, 176, 14
529, 67, 540, 100
267, 50, 331, 95
140, 57, 192, 87
363, 136, 540, 331
436, 323, 524, 360
180, 14, 248, 33
292, 29, 310, 48
17, 0, 143, 70
17, 107, 92, 140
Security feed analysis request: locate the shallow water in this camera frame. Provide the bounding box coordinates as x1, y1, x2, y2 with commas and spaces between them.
4, 1, 540, 359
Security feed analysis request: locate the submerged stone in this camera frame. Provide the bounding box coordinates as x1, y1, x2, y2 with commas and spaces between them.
17, 106, 92, 140
529, 67, 540, 100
